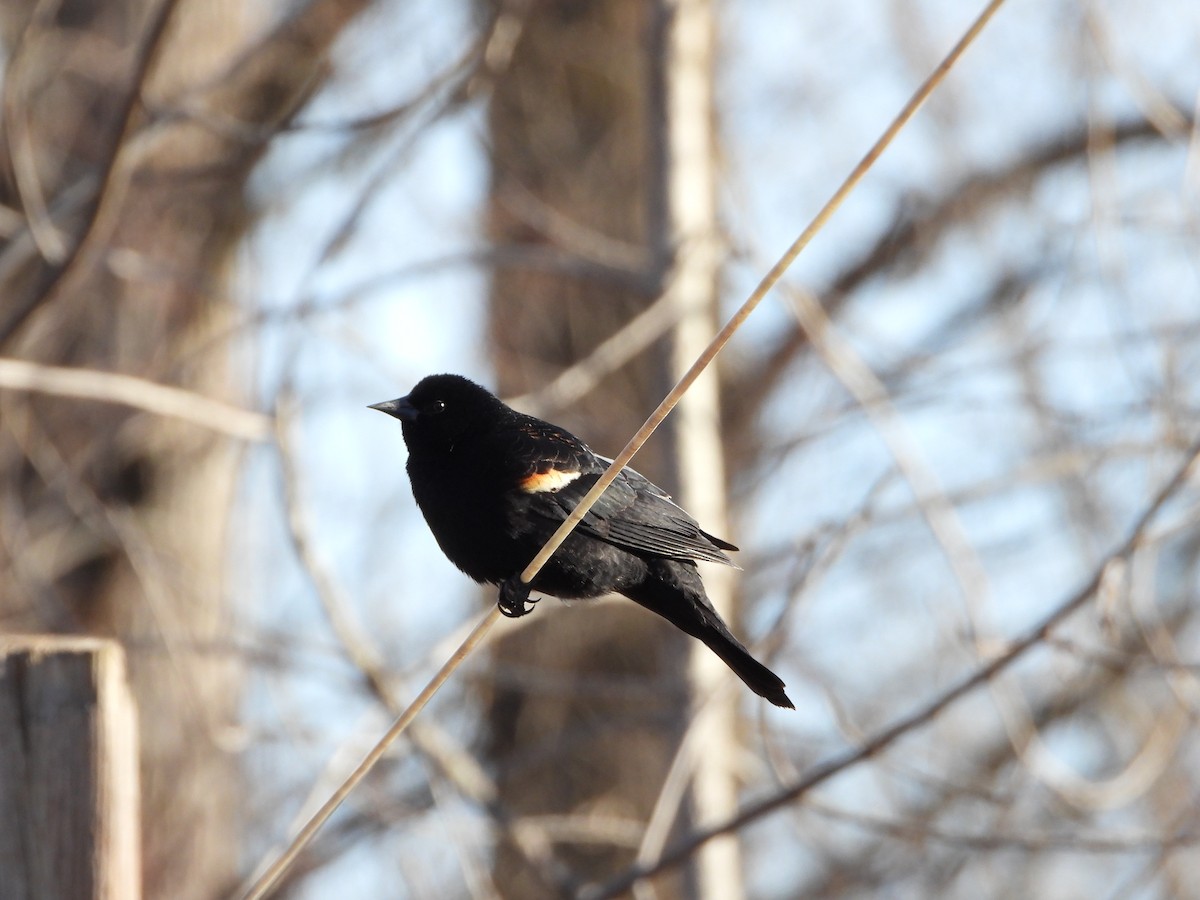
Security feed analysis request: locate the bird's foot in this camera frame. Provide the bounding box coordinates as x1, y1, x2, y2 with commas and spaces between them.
498, 577, 538, 618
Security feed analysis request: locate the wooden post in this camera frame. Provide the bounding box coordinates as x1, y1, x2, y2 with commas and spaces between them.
0, 637, 140, 900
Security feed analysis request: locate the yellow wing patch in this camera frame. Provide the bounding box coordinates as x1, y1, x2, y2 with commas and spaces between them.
519, 468, 581, 493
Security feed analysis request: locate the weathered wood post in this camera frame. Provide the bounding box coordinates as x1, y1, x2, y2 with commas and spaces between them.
0, 637, 140, 899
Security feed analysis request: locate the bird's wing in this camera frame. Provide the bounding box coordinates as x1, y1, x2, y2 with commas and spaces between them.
575, 465, 739, 566
510, 425, 738, 566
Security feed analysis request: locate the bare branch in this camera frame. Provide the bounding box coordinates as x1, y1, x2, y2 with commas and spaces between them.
0, 0, 184, 346
0, 358, 271, 441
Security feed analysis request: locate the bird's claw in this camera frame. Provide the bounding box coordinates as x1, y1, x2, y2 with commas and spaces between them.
498, 577, 537, 618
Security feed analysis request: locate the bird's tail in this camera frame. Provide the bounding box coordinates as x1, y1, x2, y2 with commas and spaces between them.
626, 569, 793, 709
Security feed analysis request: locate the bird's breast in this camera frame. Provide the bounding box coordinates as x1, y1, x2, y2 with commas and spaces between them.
406, 454, 533, 583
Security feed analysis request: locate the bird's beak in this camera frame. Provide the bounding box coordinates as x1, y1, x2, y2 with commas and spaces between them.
368, 396, 418, 422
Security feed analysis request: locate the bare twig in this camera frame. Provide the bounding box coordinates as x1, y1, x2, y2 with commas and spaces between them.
808, 798, 1200, 853
736, 116, 1186, 423
0, 0, 184, 346
0, 357, 271, 441
507, 288, 684, 417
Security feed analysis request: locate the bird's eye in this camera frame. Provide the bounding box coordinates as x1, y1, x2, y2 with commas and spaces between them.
425, 399, 446, 415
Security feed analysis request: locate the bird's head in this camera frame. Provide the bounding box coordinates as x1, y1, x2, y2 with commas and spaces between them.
370, 373, 506, 453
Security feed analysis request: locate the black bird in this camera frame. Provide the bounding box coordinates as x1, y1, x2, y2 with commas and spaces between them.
370, 374, 793, 708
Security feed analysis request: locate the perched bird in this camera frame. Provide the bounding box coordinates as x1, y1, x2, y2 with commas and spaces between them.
370, 374, 793, 708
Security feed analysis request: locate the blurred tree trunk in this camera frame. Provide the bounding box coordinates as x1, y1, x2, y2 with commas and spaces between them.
0, 1, 368, 896
480, 1, 688, 897
480, 1, 750, 896
662, 1, 745, 897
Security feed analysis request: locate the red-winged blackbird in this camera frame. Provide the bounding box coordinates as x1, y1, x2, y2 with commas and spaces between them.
370, 374, 793, 709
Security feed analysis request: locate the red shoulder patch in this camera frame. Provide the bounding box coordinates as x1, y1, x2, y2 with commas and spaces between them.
519, 468, 581, 494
